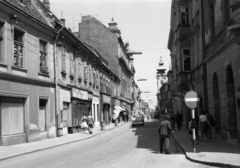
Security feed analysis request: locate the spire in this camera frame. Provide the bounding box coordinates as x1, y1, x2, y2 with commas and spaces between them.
108, 17, 120, 34
156, 56, 166, 74
159, 56, 164, 66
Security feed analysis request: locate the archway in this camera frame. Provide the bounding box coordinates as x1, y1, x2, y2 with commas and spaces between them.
226, 65, 237, 138
213, 73, 221, 135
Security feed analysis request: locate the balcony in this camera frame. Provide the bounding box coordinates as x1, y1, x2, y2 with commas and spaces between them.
176, 71, 191, 92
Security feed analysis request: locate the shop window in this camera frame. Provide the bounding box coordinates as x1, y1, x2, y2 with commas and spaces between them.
39, 40, 48, 74
183, 49, 191, 71
62, 102, 68, 127
39, 99, 47, 131
97, 104, 99, 122
180, 6, 189, 25
1, 97, 24, 135
14, 28, 24, 67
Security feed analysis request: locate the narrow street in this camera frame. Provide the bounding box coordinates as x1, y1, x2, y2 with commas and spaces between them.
0, 120, 214, 168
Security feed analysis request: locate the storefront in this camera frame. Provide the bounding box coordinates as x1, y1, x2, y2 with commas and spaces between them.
69, 88, 89, 133
59, 86, 71, 136
92, 90, 100, 126
100, 94, 111, 125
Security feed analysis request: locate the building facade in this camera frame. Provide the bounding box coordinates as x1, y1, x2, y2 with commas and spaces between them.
0, 0, 58, 145
168, 0, 240, 144
0, 0, 121, 145
77, 16, 137, 123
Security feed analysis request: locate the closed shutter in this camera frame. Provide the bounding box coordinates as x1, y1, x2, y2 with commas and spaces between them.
1, 97, 24, 135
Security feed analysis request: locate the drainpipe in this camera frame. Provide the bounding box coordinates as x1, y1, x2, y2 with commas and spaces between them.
200, 0, 209, 111
53, 25, 64, 137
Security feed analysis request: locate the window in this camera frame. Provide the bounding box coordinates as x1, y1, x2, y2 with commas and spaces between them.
89, 68, 92, 84
62, 47, 66, 72
84, 66, 88, 81
0, 23, 3, 62
39, 99, 47, 131
78, 62, 81, 80
70, 53, 74, 75
93, 73, 96, 85
39, 40, 48, 73
183, 49, 191, 71
180, 6, 189, 25
14, 29, 24, 67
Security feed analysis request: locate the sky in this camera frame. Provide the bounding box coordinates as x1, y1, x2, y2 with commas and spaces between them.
50, 0, 172, 109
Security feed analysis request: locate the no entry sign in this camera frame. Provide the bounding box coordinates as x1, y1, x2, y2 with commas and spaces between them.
184, 90, 199, 109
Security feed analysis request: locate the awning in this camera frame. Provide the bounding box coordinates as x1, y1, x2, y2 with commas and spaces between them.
112, 106, 125, 120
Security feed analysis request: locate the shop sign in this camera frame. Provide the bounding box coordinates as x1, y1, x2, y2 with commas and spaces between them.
72, 88, 88, 100
60, 88, 71, 102
103, 95, 110, 103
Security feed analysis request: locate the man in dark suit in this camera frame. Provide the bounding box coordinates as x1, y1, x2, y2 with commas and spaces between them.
159, 114, 174, 154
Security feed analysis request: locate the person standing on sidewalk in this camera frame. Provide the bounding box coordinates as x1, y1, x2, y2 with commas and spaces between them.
86, 114, 95, 134
176, 111, 183, 130
199, 111, 212, 142
205, 111, 215, 140
158, 114, 174, 154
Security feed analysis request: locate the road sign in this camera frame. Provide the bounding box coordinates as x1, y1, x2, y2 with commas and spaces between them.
184, 90, 199, 109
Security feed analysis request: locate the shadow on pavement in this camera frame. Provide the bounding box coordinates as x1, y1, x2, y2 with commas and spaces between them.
174, 129, 240, 154
130, 120, 184, 155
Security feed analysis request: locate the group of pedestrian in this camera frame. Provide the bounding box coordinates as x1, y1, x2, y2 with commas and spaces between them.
169, 111, 183, 131
188, 110, 215, 143
81, 114, 95, 134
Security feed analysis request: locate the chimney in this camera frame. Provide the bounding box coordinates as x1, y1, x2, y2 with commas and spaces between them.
60, 18, 65, 26
43, 0, 50, 10
60, 11, 65, 26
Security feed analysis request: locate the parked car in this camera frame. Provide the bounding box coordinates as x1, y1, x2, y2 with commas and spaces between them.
132, 114, 144, 126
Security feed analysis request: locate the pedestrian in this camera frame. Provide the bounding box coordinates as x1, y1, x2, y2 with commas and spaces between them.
176, 111, 183, 130
86, 114, 95, 134
199, 111, 212, 142
195, 112, 200, 140
205, 111, 215, 140
158, 114, 174, 154
81, 115, 88, 133
170, 112, 176, 131
188, 119, 198, 145
188, 119, 193, 142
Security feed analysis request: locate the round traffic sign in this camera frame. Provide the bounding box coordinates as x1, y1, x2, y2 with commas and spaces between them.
184, 90, 199, 109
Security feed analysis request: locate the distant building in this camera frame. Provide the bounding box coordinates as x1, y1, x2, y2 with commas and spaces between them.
156, 56, 167, 115
76, 16, 139, 124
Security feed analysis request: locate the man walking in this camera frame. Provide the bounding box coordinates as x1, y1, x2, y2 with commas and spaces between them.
159, 114, 174, 154
86, 114, 95, 134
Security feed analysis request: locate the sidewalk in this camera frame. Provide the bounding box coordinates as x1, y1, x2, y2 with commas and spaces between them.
172, 128, 240, 168
0, 122, 125, 161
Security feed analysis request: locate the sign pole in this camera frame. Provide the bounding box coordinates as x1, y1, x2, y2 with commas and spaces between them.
184, 90, 198, 153
191, 108, 196, 153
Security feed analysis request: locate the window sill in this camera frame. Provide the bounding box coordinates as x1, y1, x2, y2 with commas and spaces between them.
61, 70, 67, 77
70, 74, 74, 79
0, 62, 7, 68
38, 72, 50, 77
12, 66, 27, 73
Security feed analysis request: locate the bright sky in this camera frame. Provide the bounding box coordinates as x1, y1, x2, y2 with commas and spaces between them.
50, 0, 172, 109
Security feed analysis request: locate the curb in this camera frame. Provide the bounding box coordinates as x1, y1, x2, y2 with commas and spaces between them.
0, 123, 125, 161
172, 135, 240, 168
